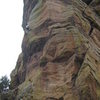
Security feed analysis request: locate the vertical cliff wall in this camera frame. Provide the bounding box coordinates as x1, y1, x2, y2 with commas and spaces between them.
10, 0, 100, 99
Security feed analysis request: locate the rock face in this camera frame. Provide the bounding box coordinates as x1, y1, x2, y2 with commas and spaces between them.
10, 0, 100, 100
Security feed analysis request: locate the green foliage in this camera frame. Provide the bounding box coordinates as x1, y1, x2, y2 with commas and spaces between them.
0, 75, 10, 93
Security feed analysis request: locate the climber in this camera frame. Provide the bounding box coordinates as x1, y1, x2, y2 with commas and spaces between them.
25, 24, 31, 34
26, 24, 31, 31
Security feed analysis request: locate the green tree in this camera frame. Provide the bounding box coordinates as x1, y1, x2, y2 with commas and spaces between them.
0, 76, 10, 93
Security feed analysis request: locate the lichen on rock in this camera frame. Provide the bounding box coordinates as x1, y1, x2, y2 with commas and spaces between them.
8, 0, 100, 100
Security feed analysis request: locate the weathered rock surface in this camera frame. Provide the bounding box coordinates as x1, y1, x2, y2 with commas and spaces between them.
9, 0, 100, 100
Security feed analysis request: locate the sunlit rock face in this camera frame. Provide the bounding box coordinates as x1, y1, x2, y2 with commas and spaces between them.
10, 0, 100, 99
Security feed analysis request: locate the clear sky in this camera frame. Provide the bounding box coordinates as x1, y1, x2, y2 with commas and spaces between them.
0, 0, 24, 79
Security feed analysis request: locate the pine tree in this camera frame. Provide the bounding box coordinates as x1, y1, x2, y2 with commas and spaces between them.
0, 76, 9, 93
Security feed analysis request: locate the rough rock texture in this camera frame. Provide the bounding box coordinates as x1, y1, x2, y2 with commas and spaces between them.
10, 0, 100, 100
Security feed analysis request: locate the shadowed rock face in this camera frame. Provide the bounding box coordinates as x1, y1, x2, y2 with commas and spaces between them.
9, 0, 100, 99
82, 0, 92, 5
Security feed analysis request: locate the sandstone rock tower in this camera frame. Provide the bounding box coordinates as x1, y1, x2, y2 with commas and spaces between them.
10, 0, 100, 99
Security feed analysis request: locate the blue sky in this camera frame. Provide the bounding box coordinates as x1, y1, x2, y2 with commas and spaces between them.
0, 0, 24, 78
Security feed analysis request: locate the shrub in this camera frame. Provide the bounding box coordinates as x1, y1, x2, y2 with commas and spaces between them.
0, 76, 10, 93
